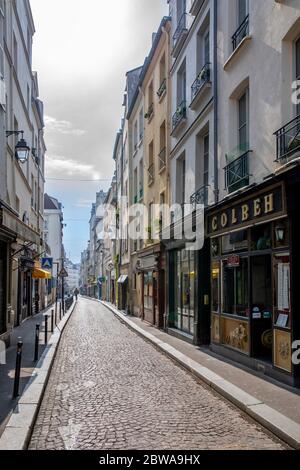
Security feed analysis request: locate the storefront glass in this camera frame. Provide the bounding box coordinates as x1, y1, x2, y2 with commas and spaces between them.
171, 249, 196, 335
144, 272, 153, 310
223, 258, 249, 317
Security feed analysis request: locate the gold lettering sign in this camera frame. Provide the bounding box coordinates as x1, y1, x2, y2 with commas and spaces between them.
231, 208, 237, 224
253, 198, 261, 217
212, 216, 218, 232
221, 212, 228, 228
241, 204, 249, 222
265, 194, 274, 214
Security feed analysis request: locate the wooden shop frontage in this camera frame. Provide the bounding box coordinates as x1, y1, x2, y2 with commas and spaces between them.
207, 169, 300, 387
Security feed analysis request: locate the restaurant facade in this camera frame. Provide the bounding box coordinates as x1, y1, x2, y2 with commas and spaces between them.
206, 168, 300, 387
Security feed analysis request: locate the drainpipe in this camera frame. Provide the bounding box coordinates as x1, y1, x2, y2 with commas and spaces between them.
213, 0, 219, 205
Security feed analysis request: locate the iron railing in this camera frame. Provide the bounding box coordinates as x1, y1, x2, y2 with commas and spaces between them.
191, 63, 211, 102
173, 13, 187, 49
274, 114, 300, 161
158, 147, 166, 170
148, 163, 154, 185
157, 79, 167, 98
190, 185, 209, 209
172, 100, 187, 132
224, 150, 251, 193
232, 15, 249, 51
145, 103, 154, 121
140, 187, 143, 199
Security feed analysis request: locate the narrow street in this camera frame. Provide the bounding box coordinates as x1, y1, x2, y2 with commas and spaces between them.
28, 298, 285, 450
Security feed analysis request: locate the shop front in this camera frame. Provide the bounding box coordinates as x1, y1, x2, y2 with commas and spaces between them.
207, 179, 300, 386
137, 244, 166, 328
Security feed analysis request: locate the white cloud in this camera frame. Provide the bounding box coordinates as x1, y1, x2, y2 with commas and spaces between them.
46, 155, 101, 180
45, 116, 86, 136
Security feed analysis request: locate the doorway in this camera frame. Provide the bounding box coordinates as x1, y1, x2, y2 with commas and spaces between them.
251, 255, 272, 360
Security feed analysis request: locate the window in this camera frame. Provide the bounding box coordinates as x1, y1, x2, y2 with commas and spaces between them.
139, 108, 144, 140
13, 34, 18, 72
176, 155, 186, 207
211, 261, 220, 313
203, 134, 209, 187
238, 0, 248, 26
204, 30, 210, 64
159, 121, 166, 170
148, 141, 154, 185
296, 37, 300, 116
238, 90, 249, 151
27, 84, 30, 112
133, 121, 138, 152
133, 168, 138, 202
176, 0, 186, 24
159, 192, 165, 229
27, 28, 32, 62
139, 159, 144, 197
159, 54, 166, 86
177, 60, 186, 105
144, 272, 153, 309
223, 257, 249, 317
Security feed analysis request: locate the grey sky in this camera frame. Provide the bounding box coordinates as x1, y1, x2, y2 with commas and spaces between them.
30, 0, 168, 262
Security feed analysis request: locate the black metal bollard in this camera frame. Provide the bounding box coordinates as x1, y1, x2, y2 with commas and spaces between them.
44, 315, 49, 344
13, 338, 23, 399
51, 309, 54, 333
59, 302, 62, 320
55, 301, 57, 325
34, 324, 40, 362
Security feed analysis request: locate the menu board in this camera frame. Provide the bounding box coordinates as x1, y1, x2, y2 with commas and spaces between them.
277, 263, 290, 311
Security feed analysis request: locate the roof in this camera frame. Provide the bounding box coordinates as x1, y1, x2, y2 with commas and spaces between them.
44, 194, 60, 210
127, 16, 171, 120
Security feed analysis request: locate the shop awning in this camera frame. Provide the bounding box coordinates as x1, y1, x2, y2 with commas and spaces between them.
117, 275, 128, 284
32, 268, 52, 280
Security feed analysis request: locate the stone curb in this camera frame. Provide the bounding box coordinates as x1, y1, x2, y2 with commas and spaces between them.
0, 301, 77, 450
100, 299, 300, 450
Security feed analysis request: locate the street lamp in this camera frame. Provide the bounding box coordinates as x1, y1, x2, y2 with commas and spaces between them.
6, 131, 30, 164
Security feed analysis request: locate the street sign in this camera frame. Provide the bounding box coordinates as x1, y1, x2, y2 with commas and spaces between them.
41, 257, 53, 270
58, 268, 68, 278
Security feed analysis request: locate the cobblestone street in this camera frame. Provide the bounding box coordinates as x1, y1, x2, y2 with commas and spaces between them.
29, 298, 286, 450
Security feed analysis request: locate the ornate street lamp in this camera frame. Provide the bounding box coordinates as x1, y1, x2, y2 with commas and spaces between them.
6, 130, 31, 163
275, 222, 286, 243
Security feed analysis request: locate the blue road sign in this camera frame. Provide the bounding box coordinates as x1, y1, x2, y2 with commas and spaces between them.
41, 257, 53, 270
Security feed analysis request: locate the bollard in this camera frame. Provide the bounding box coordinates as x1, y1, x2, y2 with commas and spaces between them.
51, 309, 54, 333
44, 315, 49, 344
59, 302, 62, 321
34, 324, 40, 362
13, 338, 23, 398
55, 301, 57, 325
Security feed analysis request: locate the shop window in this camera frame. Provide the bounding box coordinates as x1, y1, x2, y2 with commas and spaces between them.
251, 223, 271, 251
172, 249, 195, 335
211, 260, 220, 313
144, 272, 153, 310
274, 254, 291, 329
223, 257, 249, 317
222, 229, 248, 254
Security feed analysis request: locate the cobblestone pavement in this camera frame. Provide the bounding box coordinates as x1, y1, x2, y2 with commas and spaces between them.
29, 298, 286, 450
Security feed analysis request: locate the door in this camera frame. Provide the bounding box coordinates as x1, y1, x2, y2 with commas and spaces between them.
251, 255, 273, 360
0, 243, 6, 335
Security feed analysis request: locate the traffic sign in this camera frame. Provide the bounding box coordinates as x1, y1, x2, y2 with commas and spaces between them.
41, 257, 53, 270
58, 268, 68, 278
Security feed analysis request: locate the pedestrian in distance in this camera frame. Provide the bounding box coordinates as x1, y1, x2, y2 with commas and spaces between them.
74, 288, 79, 301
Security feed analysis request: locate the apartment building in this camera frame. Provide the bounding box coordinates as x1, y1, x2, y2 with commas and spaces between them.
207, 0, 300, 386
0, 0, 46, 343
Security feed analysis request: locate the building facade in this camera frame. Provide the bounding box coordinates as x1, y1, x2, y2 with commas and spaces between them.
0, 0, 46, 344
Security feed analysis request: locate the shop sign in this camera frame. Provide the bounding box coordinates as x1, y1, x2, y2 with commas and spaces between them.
227, 255, 240, 267
207, 184, 285, 236
20, 257, 34, 270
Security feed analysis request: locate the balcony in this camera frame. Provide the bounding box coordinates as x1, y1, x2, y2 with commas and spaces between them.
190, 63, 211, 109
148, 163, 154, 186
172, 13, 188, 58
190, 0, 205, 16
158, 147, 166, 171
224, 150, 251, 193
190, 185, 209, 209
172, 100, 187, 135
139, 187, 143, 200
157, 79, 167, 101
274, 114, 300, 162
134, 195, 138, 204
145, 103, 154, 122
232, 15, 249, 51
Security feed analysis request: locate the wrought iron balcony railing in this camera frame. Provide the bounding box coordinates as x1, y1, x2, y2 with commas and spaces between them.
232, 15, 249, 51
158, 147, 166, 170
274, 114, 300, 162
148, 163, 154, 185
224, 150, 251, 193
157, 79, 167, 99
172, 100, 187, 133
190, 185, 209, 209
134, 195, 138, 204
173, 13, 187, 49
140, 187, 143, 200
145, 103, 154, 121
191, 63, 211, 102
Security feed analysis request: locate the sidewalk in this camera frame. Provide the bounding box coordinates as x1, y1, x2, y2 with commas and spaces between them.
101, 300, 300, 448
0, 302, 61, 436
